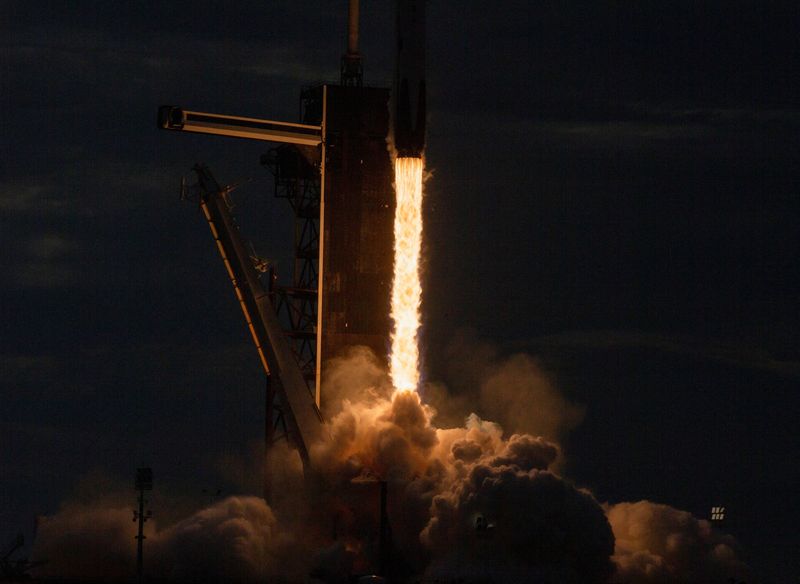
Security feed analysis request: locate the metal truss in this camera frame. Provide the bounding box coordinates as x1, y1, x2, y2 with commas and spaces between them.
262, 145, 321, 395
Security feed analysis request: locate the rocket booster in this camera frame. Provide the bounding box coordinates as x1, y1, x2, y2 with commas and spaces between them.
393, 0, 426, 158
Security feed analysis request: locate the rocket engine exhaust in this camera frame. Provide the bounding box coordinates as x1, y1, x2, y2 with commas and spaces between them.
390, 157, 424, 392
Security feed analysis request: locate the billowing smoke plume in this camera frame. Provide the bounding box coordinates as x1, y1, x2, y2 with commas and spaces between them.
151, 496, 302, 582
310, 355, 615, 583
31, 346, 749, 583
426, 331, 585, 444
319, 345, 394, 418
421, 439, 615, 583
32, 502, 140, 581
608, 500, 751, 583
32, 496, 304, 583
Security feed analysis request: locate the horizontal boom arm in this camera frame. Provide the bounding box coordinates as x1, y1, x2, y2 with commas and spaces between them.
159, 106, 322, 147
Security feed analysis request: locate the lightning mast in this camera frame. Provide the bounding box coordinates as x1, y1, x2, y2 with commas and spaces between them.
133, 468, 152, 584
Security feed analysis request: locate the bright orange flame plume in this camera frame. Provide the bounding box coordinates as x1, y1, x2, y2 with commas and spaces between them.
390, 156, 424, 392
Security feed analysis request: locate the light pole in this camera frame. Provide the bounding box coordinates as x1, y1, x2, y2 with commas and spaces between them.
133, 468, 153, 583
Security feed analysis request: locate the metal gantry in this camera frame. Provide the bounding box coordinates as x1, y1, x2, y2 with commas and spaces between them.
162, 103, 327, 499
180, 164, 325, 500
261, 145, 322, 392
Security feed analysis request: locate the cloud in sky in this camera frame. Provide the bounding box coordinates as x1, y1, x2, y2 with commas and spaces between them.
523, 329, 800, 378
5, 233, 83, 289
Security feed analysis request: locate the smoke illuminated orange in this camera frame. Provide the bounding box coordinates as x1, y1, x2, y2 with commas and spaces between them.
390, 156, 424, 392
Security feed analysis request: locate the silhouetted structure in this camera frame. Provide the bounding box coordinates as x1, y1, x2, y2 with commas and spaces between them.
133, 467, 153, 583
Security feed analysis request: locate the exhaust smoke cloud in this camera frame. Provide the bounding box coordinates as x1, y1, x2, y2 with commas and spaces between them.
608, 500, 750, 583
30, 348, 751, 583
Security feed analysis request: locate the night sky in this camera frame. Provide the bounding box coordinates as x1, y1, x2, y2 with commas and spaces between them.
2, 1, 798, 581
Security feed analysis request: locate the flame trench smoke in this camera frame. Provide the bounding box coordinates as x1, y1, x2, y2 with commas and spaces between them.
31, 347, 752, 583
390, 156, 424, 392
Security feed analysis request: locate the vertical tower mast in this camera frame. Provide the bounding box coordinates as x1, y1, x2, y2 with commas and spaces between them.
341, 0, 363, 87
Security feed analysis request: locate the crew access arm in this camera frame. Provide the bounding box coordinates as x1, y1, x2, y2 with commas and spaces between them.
189, 164, 324, 467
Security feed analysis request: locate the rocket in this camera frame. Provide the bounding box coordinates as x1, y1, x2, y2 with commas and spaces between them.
393, 0, 426, 158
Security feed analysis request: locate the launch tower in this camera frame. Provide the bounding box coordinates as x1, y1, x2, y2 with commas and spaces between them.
157, 0, 424, 495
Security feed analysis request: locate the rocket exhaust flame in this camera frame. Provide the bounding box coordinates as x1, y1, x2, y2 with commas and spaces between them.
390, 156, 424, 392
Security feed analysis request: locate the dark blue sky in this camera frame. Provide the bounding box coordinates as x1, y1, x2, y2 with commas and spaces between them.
2, 1, 798, 581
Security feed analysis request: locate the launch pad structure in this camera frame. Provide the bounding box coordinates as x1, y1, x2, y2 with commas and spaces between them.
158, 0, 424, 499
259, 83, 396, 463
161, 83, 394, 484
259, 84, 395, 400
